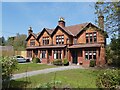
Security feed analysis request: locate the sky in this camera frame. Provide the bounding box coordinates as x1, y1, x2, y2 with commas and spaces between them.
1, 2, 110, 44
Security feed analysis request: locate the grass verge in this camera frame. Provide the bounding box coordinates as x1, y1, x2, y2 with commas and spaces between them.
14, 63, 56, 74
10, 69, 99, 88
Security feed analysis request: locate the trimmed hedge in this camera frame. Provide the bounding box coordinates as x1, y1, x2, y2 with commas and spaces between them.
63, 58, 69, 66
90, 60, 96, 67
33, 57, 40, 63
53, 59, 62, 66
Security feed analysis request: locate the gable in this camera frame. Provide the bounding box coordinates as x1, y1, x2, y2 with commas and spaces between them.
51, 26, 72, 37
76, 23, 108, 38
37, 28, 52, 40
26, 33, 37, 41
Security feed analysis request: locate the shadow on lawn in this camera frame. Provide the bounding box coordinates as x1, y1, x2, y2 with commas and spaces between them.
2, 80, 31, 89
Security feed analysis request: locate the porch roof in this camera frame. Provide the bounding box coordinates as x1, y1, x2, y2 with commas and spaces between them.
68, 44, 101, 49
26, 45, 66, 49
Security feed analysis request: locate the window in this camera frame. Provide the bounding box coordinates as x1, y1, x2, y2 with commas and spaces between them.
54, 50, 62, 59
86, 32, 97, 43
42, 37, 49, 45
90, 33, 93, 43
27, 51, 32, 57
85, 50, 96, 60
41, 50, 46, 58
93, 51, 96, 59
86, 34, 89, 43
93, 32, 97, 42
56, 35, 64, 44
73, 38, 77, 44
34, 50, 38, 56
30, 39, 35, 46
85, 51, 89, 60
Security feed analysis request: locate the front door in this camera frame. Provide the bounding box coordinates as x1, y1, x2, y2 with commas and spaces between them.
71, 50, 78, 64
48, 50, 52, 61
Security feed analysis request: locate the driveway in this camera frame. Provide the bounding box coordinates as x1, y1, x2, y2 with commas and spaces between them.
12, 65, 84, 80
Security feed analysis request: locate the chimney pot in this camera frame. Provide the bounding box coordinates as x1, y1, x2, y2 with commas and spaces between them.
28, 26, 33, 35
58, 17, 65, 27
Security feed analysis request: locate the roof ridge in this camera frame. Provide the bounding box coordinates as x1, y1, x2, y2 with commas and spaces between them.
65, 22, 89, 28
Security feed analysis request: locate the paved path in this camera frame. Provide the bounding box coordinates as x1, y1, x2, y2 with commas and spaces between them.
12, 66, 84, 80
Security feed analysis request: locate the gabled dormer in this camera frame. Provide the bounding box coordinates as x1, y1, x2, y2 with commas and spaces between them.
26, 27, 39, 46
76, 23, 108, 44
37, 28, 53, 46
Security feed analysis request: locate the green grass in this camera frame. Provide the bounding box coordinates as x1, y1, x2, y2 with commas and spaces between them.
14, 63, 56, 74
10, 69, 99, 88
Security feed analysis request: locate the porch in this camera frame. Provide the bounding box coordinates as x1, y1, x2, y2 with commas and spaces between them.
68, 44, 101, 67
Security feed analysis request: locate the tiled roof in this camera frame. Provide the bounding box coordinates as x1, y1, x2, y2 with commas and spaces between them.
64, 23, 89, 36
45, 28, 54, 35
68, 44, 101, 48
27, 22, 108, 41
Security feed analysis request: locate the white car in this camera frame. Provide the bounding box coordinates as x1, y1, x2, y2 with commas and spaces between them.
14, 55, 26, 63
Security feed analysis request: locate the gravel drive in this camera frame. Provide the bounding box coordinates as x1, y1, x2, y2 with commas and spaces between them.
12, 65, 84, 80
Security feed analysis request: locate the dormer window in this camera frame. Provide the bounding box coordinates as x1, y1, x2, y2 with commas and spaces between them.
43, 37, 49, 45
93, 32, 97, 42
73, 38, 77, 44
86, 32, 97, 43
30, 39, 35, 46
56, 35, 64, 45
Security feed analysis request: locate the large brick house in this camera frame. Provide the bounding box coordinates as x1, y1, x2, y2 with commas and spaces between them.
26, 15, 108, 67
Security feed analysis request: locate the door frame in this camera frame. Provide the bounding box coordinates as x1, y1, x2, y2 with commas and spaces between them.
71, 50, 78, 64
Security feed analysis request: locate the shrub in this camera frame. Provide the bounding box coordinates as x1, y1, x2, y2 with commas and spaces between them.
36, 80, 62, 89
0, 56, 18, 88
63, 58, 69, 66
33, 57, 40, 63
96, 69, 120, 89
53, 59, 62, 66
90, 60, 96, 67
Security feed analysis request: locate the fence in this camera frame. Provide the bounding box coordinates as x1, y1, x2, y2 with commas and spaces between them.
0, 46, 27, 57
0, 46, 14, 57
14, 51, 27, 58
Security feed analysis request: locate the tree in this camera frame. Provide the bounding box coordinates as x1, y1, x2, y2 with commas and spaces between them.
110, 36, 120, 67
13, 34, 27, 51
6, 36, 15, 46
0, 36, 6, 46
6, 33, 27, 51
94, 1, 120, 36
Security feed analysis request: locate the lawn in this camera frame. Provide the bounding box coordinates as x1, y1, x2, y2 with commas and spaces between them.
10, 69, 99, 88
14, 63, 57, 74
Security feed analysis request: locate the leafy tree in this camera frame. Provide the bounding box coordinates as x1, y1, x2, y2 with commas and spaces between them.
6, 33, 27, 51
110, 36, 120, 67
94, 1, 120, 35
6, 36, 15, 46
13, 34, 27, 51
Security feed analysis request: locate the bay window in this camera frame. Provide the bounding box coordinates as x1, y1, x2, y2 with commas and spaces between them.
85, 50, 96, 60
30, 39, 35, 46
41, 50, 46, 58
86, 32, 97, 43
43, 37, 49, 45
54, 50, 62, 59
56, 35, 64, 44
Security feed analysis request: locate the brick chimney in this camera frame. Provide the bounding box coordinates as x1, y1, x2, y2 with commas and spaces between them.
58, 17, 65, 27
28, 26, 33, 35
98, 10, 104, 30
